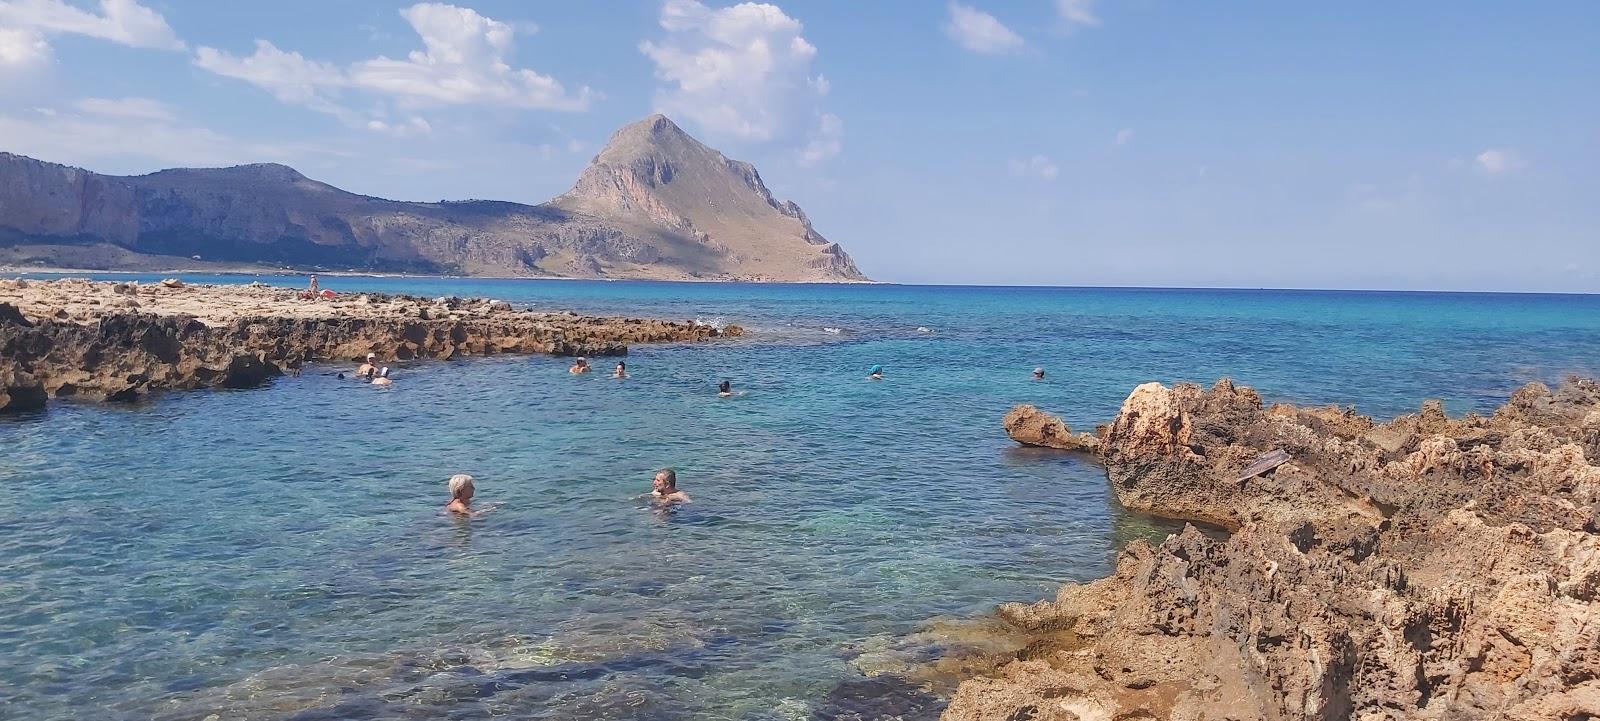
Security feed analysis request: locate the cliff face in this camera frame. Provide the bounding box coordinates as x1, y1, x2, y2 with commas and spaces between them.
0, 115, 867, 282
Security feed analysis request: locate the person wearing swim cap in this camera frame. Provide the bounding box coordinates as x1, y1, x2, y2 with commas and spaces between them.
1033, 367, 1045, 380
371, 367, 393, 386
867, 364, 884, 380
569, 357, 590, 374
357, 352, 377, 377
718, 380, 733, 397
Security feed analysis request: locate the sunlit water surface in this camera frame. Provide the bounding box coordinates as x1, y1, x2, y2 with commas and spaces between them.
3, 275, 1598, 719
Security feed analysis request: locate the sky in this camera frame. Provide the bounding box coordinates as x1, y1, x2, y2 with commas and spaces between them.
0, 0, 1595, 291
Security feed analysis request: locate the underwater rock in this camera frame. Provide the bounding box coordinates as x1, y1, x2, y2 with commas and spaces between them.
951, 377, 1600, 721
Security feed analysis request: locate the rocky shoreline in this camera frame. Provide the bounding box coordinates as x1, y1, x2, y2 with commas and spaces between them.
950, 380, 1600, 720
0, 278, 738, 412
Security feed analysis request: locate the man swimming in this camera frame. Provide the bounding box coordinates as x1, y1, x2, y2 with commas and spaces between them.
357, 352, 377, 377
651, 468, 690, 503
1033, 367, 1045, 380
371, 367, 393, 386
445, 474, 475, 514
569, 357, 590, 374
613, 361, 628, 379
718, 380, 733, 397
867, 364, 884, 380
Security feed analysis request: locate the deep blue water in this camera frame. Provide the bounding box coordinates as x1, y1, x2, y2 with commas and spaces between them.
2, 274, 1597, 720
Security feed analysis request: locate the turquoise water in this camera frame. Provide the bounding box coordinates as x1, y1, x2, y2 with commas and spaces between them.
3, 276, 1598, 720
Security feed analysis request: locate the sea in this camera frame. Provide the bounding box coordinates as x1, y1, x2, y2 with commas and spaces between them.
3, 274, 1598, 720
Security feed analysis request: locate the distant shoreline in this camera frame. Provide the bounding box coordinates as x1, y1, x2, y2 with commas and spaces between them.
0, 264, 884, 285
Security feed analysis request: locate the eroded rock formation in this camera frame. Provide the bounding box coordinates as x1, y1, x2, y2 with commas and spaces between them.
1003, 404, 1101, 453
947, 378, 1600, 721
0, 279, 737, 411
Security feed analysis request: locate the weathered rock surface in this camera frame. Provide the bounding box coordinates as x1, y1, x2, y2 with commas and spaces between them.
945, 378, 1600, 721
1003, 404, 1100, 453
0, 279, 737, 411
0, 115, 867, 282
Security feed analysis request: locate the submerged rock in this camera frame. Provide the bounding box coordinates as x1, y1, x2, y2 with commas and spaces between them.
950, 377, 1600, 721
1002, 404, 1099, 453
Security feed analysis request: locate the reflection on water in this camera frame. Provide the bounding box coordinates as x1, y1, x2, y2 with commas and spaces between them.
4, 278, 1598, 719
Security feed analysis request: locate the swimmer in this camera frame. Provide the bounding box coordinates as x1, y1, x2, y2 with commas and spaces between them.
651, 468, 690, 504
445, 474, 475, 514
357, 352, 377, 377
718, 379, 733, 397
569, 356, 591, 374
1032, 367, 1045, 380
867, 364, 884, 380
371, 367, 393, 386
613, 361, 628, 379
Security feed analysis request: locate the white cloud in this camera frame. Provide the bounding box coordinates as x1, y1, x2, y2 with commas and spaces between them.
366, 116, 432, 138
72, 96, 174, 121
1474, 148, 1525, 175
194, 3, 590, 132
799, 111, 841, 166
1055, 0, 1100, 27
1114, 127, 1134, 146
0, 25, 48, 66
943, 2, 1024, 55
640, 0, 839, 159
0, 0, 184, 67
1009, 154, 1059, 181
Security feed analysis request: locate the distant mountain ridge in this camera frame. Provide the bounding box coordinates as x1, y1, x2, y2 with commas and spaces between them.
0, 114, 867, 281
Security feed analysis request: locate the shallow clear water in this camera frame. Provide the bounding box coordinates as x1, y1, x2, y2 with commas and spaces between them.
3, 276, 1598, 719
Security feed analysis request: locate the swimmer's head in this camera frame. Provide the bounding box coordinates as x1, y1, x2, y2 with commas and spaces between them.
617, 362, 625, 370
1033, 367, 1044, 379
653, 468, 677, 493
448, 474, 475, 501
719, 380, 730, 393
868, 364, 883, 376
366, 352, 376, 361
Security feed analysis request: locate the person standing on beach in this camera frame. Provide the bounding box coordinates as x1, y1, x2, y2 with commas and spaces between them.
651, 468, 690, 504
307, 275, 319, 298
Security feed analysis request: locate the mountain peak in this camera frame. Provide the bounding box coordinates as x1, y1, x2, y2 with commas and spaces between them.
595, 113, 705, 166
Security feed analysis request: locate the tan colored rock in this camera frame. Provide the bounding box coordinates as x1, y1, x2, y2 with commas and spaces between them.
0, 279, 737, 411
1003, 404, 1099, 452
941, 377, 1600, 721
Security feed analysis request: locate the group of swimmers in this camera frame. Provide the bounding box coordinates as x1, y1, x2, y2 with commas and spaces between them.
444, 467, 687, 516
568, 357, 630, 379
335, 352, 394, 385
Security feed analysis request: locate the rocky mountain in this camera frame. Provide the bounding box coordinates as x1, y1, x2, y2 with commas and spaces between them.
0, 114, 866, 282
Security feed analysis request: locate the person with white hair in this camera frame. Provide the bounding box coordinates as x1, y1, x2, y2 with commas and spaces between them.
1032, 367, 1045, 380
569, 357, 591, 374
445, 474, 475, 514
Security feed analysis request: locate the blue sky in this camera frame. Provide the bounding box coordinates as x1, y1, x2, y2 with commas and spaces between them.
0, 1, 1595, 291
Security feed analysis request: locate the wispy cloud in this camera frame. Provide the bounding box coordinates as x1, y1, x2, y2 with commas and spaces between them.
72, 96, 175, 121
1054, 0, 1100, 27
1009, 154, 1059, 181
1474, 148, 1525, 175
0, 0, 183, 68
943, 2, 1024, 55
194, 3, 590, 134
1114, 127, 1134, 146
